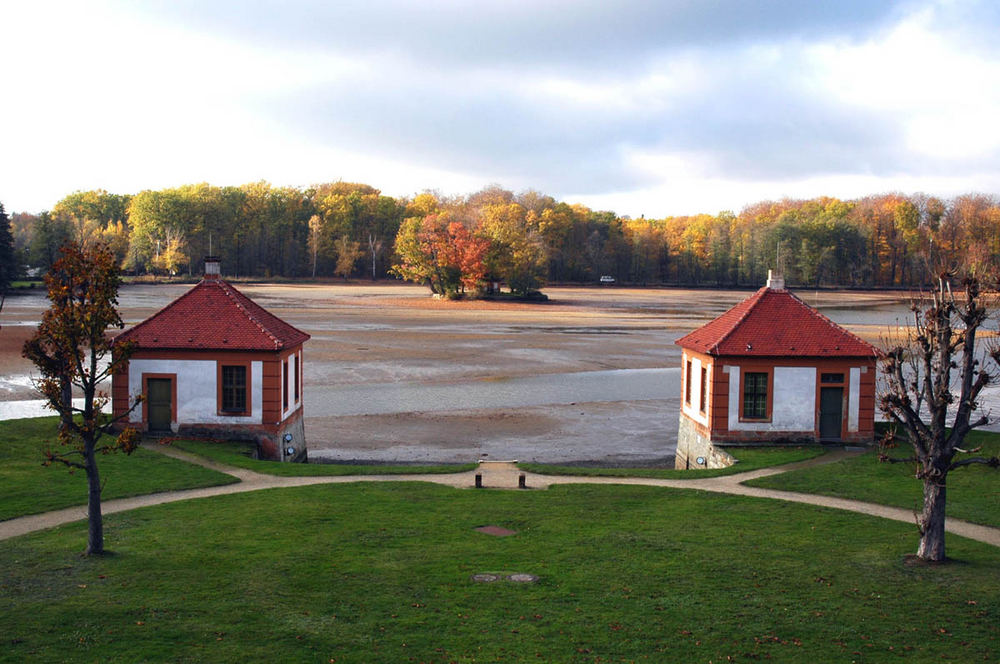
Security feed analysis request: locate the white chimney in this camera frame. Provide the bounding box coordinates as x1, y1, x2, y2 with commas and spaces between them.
204, 256, 221, 279
766, 269, 784, 289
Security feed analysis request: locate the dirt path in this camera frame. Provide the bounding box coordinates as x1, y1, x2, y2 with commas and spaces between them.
3, 446, 999, 550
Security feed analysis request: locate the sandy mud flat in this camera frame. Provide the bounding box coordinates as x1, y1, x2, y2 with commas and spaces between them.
0, 282, 911, 464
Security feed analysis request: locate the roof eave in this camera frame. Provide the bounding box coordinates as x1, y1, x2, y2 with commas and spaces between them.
711, 352, 880, 361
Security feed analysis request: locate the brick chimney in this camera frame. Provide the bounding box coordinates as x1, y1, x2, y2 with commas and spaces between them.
204, 256, 221, 280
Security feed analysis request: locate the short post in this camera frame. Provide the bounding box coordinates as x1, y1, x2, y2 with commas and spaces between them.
518, 473, 526, 489
475, 473, 483, 488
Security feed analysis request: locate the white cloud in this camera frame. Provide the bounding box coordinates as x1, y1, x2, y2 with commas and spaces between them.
3, 0, 1000, 217
808, 6, 1000, 160
1, 1, 373, 209
574, 165, 1000, 220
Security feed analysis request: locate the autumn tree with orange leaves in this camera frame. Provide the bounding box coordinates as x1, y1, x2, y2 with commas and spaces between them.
392, 213, 489, 297
22, 242, 142, 555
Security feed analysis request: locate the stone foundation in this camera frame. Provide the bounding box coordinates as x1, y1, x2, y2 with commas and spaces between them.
275, 411, 308, 462
675, 416, 736, 469
147, 408, 308, 463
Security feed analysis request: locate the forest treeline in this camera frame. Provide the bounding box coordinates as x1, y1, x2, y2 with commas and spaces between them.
5, 182, 1000, 291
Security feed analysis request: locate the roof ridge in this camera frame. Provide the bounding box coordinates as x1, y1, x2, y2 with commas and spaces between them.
115, 285, 197, 343
675, 286, 877, 357
217, 280, 282, 349
786, 289, 876, 353
708, 287, 768, 354
115, 278, 309, 351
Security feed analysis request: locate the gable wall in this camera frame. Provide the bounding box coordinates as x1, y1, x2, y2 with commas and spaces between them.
685, 354, 876, 443
726, 364, 817, 432
115, 349, 281, 430
852, 363, 877, 437
133, 355, 263, 428
113, 345, 308, 431
679, 349, 714, 432
276, 346, 305, 423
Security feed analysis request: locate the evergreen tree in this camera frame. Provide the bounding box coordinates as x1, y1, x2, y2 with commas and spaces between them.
0, 203, 17, 316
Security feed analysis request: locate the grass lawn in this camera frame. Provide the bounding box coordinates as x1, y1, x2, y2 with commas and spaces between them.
519, 445, 826, 479
168, 439, 477, 476
1, 482, 997, 662
0, 418, 238, 522
745, 429, 1000, 528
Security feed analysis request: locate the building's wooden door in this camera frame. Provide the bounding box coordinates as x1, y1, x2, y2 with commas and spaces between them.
819, 387, 843, 440
147, 378, 172, 432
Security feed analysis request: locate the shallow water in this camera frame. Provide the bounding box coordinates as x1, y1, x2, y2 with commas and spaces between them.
0, 367, 676, 421
0, 398, 97, 420
306, 367, 677, 417
5, 286, 1000, 438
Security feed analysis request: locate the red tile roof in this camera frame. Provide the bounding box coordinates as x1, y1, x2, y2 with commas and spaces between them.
675, 286, 876, 358
116, 278, 310, 351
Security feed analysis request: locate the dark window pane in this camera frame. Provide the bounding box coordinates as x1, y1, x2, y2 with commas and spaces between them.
821, 373, 845, 383
294, 355, 300, 402
700, 367, 707, 412
743, 371, 768, 419
222, 365, 247, 413
685, 360, 692, 405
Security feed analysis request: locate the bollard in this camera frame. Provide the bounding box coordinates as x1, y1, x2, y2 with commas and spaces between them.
475, 473, 483, 488
518, 473, 526, 489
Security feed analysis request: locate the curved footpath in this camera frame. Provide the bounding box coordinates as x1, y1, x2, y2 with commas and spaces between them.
2, 445, 999, 549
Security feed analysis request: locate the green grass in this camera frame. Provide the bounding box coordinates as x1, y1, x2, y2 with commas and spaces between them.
746, 429, 1000, 528
1, 482, 997, 662
0, 418, 238, 521
519, 445, 826, 479
169, 439, 478, 476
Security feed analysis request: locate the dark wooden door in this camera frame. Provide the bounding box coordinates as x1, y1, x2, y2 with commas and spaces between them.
147, 378, 172, 432
819, 387, 843, 440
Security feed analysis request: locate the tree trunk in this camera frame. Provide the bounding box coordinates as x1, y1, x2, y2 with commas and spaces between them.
59, 378, 73, 432
917, 477, 947, 561
84, 447, 104, 555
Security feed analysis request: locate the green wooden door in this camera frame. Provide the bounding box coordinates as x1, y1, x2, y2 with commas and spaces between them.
147, 378, 172, 432
819, 387, 843, 440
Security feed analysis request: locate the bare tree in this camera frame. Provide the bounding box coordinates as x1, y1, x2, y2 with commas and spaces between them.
879, 272, 1000, 561
368, 232, 382, 281
307, 214, 322, 278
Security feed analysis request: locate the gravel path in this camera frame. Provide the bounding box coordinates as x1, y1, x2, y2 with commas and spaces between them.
2, 445, 998, 550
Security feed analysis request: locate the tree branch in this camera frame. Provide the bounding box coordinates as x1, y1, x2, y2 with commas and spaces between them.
44, 451, 86, 471
949, 456, 1000, 471
878, 454, 918, 464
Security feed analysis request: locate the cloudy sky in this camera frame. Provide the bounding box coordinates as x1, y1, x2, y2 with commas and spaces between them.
3, 0, 1000, 217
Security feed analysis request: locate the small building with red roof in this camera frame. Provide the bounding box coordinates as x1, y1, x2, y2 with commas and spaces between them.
673, 272, 878, 469
111, 257, 310, 461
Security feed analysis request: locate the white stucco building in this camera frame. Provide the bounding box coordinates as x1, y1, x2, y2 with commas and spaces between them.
674, 273, 878, 469
112, 258, 310, 461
